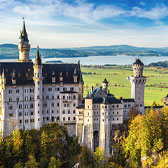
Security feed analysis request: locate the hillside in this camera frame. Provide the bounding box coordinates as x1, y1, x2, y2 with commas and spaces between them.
1, 44, 168, 59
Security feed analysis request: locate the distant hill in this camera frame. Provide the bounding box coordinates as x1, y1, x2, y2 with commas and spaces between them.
148, 61, 168, 68
0, 44, 168, 59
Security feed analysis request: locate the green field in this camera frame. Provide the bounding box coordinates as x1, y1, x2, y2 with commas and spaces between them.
81, 66, 168, 106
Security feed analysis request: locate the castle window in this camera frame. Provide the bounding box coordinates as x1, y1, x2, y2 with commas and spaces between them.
48, 88, 52, 91
52, 110, 54, 113
57, 110, 59, 113
63, 110, 65, 114
70, 87, 74, 91
140, 104, 142, 107
30, 119, 34, 122
57, 117, 59, 120
73, 103, 76, 107
63, 87, 67, 91
20, 120, 22, 124
105, 106, 107, 109
117, 112, 119, 114
9, 89, 12, 94
68, 110, 70, 114
124, 104, 127, 107
51, 103, 54, 107
67, 104, 69, 107
19, 105, 22, 109
9, 113, 13, 117
19, 112, 22, 116
30, 104, 33, 108
31, 112, 33, 115
128, 104, 131, 107
68, 117, 70, 121
57, 96, 59, 99
47, 110, 49, 114
117, 105, 119, 108
57, 103, 59, 107
16, 89, 19, 93
117, 118, 119, 120
52, 116, 54, 121
64, 104, 66, 107
16, 97, 19, 101
25, 104, 28, 109
8, 105, 13, 110
46, 96, 49, 99
73, 117, 76, 120
113, 118, 114, 121
73, 110, 75, 114
63, 117, 65, 121
25, 119, 29, 123
47, 117, 49, 120
25, 96, 28, 101
63, 96, 65, 99
9, 97, 12, 102
52, 96, 54, 99
56, 88, 60, 91
73, 95, 76, 99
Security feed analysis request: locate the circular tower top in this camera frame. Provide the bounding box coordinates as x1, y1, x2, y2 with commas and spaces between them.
133, 58, 144, 77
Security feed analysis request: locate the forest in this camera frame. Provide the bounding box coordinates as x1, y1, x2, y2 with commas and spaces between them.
0, 106, 168, 167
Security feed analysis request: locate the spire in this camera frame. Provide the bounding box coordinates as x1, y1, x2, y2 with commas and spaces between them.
1, 69, 5, 79
103, 78, 108, 84
133, 58, 144, 66
20, 18, 29, 42
35, 46, 42, 65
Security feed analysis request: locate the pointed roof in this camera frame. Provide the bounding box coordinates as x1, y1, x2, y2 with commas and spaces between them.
20, 18, 29, 42
103, 78, 108, 84
133, 58, 144, 66
35, 46, 42, 65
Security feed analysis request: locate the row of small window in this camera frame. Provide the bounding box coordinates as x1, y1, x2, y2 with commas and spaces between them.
62, 117, 76, 121
20, 119, 35, 124
124, 104, 131, 108
8, 89, 34, 94
62, 95, 76, 100
8, 87, 75, 94
88, 117, 120, 123
45, 87, 74, 92
63, 103, 76, 107
91, 104, 120, 109
62, 110, 76, 114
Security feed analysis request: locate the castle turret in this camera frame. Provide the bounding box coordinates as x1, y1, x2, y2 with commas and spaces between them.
102, 78, 108, 93
129, 59, 146, 114
18, 18, 31, 62
33, 46, 43, 129
0, 70, 6, 136
77, 61, 84, 103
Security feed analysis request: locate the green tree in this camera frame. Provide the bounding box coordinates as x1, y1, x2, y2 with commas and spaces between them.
14, 161, 24, 168
24, 155, 39, 168
94, 147, 106, 168
78, 146, 93, 168
40, 131, 48, 158
48, 157, 61, 168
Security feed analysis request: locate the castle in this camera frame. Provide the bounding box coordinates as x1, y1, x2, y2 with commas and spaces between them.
0, 20, 84, 137
0, 20, 162, 157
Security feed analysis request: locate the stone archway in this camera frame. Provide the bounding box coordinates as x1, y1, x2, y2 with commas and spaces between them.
93, 131, 99, 151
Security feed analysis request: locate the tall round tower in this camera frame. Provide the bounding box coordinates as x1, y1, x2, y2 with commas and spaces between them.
18, 18, 31, 62
129, 58, 146, 114
33, 46, 43, 129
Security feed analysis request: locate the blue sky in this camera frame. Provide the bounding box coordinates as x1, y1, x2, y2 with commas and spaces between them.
1, 0, 168, 48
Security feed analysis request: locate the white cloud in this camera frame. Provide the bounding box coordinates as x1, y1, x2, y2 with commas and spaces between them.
131, 4, 168, 20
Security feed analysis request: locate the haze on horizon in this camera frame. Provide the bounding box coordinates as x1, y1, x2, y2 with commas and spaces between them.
1, 0, 168, 48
